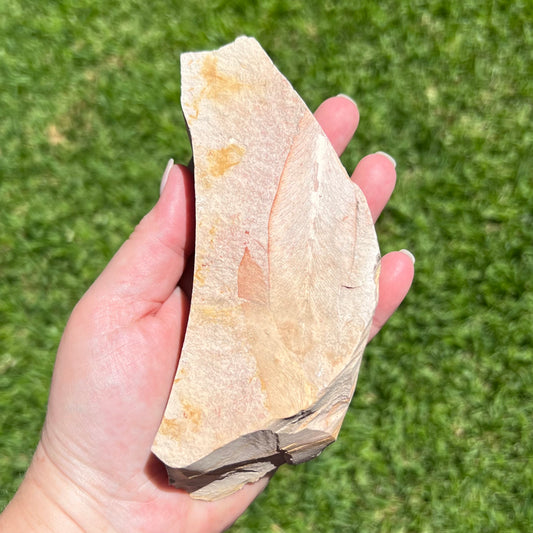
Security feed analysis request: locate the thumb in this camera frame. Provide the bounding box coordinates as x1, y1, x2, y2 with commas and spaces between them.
89, 162, 195, 310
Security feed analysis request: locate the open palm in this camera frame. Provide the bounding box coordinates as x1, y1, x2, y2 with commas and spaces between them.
2, 96, 414, 533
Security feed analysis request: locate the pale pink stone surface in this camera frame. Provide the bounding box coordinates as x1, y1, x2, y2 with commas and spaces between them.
151, 36, 380, 501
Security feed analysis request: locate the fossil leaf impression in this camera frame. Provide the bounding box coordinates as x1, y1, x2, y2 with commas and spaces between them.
151, 36, 381, 501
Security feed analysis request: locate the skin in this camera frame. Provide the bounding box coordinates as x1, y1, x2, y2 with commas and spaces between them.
0, 96, 414, 532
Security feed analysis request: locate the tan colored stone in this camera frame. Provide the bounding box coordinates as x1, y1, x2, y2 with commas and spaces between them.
151, 36, 380, 501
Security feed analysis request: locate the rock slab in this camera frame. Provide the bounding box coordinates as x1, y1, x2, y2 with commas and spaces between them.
151, 36, 380, 500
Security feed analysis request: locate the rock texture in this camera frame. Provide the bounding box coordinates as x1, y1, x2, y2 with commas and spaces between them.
151, 36, 380, 501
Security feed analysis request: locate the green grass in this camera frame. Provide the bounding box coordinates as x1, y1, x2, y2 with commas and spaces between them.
1, 0, 532, 531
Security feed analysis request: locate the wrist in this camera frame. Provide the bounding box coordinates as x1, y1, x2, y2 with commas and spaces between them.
0, 442, 113, 532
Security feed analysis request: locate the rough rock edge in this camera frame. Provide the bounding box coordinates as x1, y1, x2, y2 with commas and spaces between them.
166, 331, 369, 500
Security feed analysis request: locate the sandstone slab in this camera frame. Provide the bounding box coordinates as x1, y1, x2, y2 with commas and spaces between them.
151, 36, 380, 500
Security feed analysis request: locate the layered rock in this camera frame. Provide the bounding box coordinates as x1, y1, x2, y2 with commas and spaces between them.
151, 36, 380, 501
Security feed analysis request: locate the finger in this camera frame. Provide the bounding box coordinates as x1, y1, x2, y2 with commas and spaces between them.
145, 285, 190, 406
314, 95, 360, 156
153, 285, 190, 360
351, 152, 397, 223
368, 250, 415, 341
89, 163, 195, 309
185, 476, 271, 532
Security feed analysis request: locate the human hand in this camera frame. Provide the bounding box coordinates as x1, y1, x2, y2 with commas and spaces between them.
0, 95, 414, 533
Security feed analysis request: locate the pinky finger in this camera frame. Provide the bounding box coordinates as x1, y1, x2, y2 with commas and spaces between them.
368, 250, 415, 342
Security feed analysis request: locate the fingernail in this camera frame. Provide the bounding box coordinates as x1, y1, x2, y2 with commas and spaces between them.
400, 249, 415, 264
336, 93, 357, 107
375, 151, 396, 168
160, 158, 174, 195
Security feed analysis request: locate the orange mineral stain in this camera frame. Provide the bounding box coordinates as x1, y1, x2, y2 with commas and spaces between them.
188, 56, 249, 121
159, 418, 184, 441
207, 143, 246, 178
196, 304, 238, 327
194, 263, 206, 286
201, 56, 247, 101
181, 401, 203, 428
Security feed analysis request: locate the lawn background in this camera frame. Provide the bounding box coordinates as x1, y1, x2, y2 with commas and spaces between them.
1, 0, 532, 531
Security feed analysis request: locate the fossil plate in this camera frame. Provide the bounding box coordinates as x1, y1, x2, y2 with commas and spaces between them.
151, 36, 380, 501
